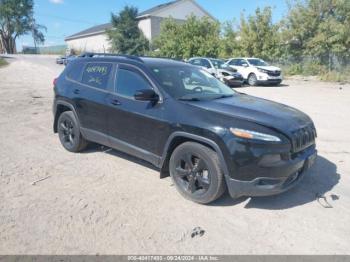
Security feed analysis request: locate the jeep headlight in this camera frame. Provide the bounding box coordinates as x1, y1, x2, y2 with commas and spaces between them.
230, 128, 281, 142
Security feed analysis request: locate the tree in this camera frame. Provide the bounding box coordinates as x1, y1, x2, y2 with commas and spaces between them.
282, 0, 350, 68
219, 20, 241, 58
31, 18, 46, 50
0, 0, 45, 54
238, 7, 281, 61
107, 6, 149, 55
154, 16, 221, 59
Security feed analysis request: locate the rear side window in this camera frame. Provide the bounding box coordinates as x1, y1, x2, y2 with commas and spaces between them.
81, 63, 112, 89
201, 59, 211, 69
66, 62, 83, 81
116, 68, 152, 98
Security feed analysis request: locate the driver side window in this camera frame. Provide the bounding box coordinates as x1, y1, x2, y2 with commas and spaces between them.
237, 59, 247, 66
229, 59, 238, 66
115, 67, 152, 98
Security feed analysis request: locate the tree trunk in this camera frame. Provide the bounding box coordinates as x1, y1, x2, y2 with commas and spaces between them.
0, 34, 16, 54
0, 37, 4, 54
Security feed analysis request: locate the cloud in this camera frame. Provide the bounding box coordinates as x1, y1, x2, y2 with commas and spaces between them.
49, 0, 64, 4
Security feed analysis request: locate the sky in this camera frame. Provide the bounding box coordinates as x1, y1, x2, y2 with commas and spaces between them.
17, 0, 288, 50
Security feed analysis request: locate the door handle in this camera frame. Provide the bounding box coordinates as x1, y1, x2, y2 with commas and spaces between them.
73, 89, 80, 94
110, 99, 121, 106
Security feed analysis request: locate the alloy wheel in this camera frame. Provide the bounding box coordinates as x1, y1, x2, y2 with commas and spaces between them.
174, 153, 210, 195
59, 119, 75, 147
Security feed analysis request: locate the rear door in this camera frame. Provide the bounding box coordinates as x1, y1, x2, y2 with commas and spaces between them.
70, 62, 114, 144
105, 64, 165, 163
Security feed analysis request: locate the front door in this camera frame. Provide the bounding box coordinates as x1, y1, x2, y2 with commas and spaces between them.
106, 64, 166, 165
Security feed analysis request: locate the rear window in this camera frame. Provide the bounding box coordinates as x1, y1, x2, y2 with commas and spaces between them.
81, 62, 112, 89
66, 62, 83, 81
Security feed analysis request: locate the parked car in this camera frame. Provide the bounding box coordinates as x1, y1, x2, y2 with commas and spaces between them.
63, 55, 77, 66
53, 53, 317, 204
225, 58, 283, 86
188, 57, 244, 87
56, 56, 66, 65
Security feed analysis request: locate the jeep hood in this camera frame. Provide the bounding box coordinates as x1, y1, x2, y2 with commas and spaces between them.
186, 94, 313, 135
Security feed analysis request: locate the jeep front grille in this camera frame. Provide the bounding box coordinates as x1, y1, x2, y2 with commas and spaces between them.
267, 71, 281, 77
291, 125, 317, 152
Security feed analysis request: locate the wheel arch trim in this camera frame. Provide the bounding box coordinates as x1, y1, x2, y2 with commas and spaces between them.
53, 100, 81, 133
160, 131, 229, 177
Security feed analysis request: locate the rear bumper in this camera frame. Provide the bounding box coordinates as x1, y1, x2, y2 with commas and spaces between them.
225, 146, 317, 198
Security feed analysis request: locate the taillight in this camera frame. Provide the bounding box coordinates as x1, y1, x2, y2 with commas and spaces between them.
53, 78, 58, 87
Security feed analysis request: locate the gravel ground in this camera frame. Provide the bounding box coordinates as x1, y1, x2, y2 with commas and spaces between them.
0, 55, 349, 255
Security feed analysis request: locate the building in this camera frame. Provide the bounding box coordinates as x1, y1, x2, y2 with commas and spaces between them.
65, 0, 214, 53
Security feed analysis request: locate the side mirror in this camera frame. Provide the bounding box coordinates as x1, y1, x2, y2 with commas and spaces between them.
242, 63, 249, 67
134, 89, 159, 102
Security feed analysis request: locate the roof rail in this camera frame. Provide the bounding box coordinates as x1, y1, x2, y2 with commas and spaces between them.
141, 55, 185, 62
79, 52, 144, 63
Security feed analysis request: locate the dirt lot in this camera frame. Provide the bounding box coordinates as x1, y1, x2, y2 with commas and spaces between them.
0, 55, 350, 255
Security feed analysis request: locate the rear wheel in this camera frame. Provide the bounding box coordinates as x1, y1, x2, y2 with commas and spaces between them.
57, 111, 88, 152
169, 142, 226, 204
248, 73, 258, 86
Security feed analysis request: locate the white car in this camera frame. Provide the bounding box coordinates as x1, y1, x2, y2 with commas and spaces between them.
188, 57, 244, 87
225, 58, 282, 86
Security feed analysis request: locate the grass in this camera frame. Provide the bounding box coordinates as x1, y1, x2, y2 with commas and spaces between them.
281, 62, 350, 83
0, 57, 8, 67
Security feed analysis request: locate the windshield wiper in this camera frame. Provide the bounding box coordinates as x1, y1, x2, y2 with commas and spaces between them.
213, 94, 234, 100
178, 97, 201, 101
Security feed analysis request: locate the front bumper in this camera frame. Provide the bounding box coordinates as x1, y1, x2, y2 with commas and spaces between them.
256, 72, 282, 85
223, 75, 244, 87
225, 145, 317, 198
225, 78, 244, 86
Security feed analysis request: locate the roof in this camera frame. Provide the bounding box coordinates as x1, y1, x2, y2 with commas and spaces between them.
65, 0, 215, 41
138, 0, 181, 17
65, 23, 112, 41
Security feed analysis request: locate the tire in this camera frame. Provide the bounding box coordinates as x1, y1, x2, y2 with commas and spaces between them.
169, 142, 226, 204
57, 111, 88, 152
248, 73, 258, 86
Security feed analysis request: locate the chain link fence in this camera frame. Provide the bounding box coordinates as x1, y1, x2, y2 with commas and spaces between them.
268, 55, 350, 82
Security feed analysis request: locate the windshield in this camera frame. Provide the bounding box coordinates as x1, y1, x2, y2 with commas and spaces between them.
247, 59, 269, 67
150, 65, 235, 101
210, 59, 226, 69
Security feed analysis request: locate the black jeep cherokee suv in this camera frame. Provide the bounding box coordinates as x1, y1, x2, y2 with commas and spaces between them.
53, 53, 317, 204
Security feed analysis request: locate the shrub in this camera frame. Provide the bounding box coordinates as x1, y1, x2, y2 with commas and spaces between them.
0, 58, 8, 67
283, 63, 303, 75
302, 61, 327, 76
319, 70, 350, 83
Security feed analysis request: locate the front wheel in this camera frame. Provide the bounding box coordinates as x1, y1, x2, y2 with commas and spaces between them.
169, 142, 226, 204
248, 73, 258, 86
